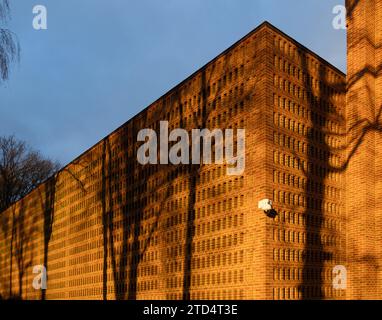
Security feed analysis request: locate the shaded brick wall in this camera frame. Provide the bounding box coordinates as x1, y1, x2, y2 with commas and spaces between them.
346, 0, 382, 299
266, 27, 346, 300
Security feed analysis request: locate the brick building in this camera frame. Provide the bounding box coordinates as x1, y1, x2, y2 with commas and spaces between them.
345, 0, 382, 300
0, 21, 351, 300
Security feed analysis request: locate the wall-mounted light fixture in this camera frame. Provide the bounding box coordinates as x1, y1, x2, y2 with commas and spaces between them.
258, 199, 277, 218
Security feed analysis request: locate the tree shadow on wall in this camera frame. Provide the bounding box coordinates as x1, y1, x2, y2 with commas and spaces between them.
293, 0, 382, 298
99, 50, 260, 300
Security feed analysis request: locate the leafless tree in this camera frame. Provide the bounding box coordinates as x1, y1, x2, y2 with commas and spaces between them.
0, 0, 20, 82
0, 135, 60, 213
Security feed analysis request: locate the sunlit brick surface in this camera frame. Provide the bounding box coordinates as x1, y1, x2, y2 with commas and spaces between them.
0, 22, 346, 300
345, 0, 382, 300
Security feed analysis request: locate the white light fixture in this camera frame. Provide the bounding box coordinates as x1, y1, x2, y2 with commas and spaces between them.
258, 199, 273, 212
258, 199, 277, 218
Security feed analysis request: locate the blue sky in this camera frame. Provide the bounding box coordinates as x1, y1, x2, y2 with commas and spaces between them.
0, 0, 346, 166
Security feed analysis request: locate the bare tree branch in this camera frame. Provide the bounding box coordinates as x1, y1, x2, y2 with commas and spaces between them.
0, 135, 61, 213
0, 0, 9, 21
0, 0, 20, 82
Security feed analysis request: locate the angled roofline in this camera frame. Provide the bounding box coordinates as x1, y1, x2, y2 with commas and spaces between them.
1, 21, 346, 213
262, 21, 346, 77
65, 21, 346, 167
64, 21, 346, 166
